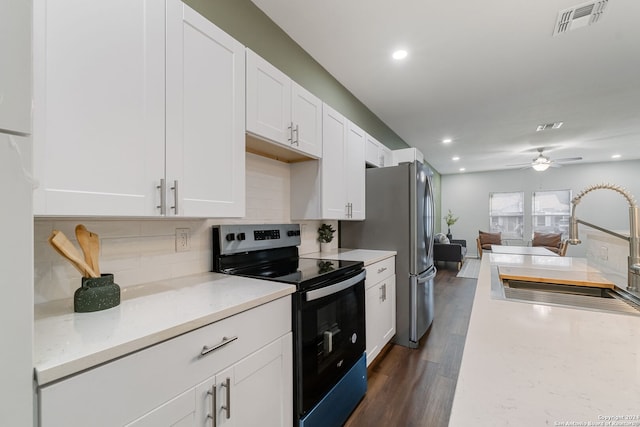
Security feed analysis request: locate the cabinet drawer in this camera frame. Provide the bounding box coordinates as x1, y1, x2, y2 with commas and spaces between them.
39, 296, 291, 427
365, 257, 395, 287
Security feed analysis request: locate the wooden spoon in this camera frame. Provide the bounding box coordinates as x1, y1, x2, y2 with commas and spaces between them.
87, 230, 101, 276
75, 225, 101, 276
49, 230, 98, 278
75, 224, 92, 269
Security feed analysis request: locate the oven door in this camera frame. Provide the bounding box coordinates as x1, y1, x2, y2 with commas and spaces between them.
296, 269, 366, 416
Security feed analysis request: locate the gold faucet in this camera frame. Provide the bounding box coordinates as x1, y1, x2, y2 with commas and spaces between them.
568, 183, 640, 293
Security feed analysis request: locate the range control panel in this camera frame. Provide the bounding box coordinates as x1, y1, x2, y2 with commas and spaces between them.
213, 224, 301, 255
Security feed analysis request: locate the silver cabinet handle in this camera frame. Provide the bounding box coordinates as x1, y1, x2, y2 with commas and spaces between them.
379, 283, 387, 301
156, 178, 166, 215
287, 122, 294, 144
221, 377, 231, 419
170, 180, 179, 214
377, 267, 387, 274
206, 384, 217, 424
294, 124, 299, 146
200, 336, 238, 356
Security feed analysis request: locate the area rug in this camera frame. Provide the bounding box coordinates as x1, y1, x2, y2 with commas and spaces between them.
456, 258, 481, 279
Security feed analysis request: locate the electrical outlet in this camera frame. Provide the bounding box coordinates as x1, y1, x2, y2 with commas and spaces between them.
599, 246, 608, 261
176, 228, 191, 252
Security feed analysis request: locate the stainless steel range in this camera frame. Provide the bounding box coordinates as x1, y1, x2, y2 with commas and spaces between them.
212, 224, 367, 427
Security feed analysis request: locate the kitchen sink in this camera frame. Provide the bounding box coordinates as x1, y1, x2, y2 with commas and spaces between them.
501, 279, 640, 316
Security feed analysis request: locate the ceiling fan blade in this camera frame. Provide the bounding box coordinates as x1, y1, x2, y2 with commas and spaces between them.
554, 157, 582, 163
506, 162, 533, 167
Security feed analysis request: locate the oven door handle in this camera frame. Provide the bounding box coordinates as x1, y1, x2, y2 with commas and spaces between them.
305, 270, 366, 302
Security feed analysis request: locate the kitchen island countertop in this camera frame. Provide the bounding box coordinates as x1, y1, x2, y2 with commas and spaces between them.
34, 272, 295, 386
449, 254, 640, 425
301, 248, 397, 266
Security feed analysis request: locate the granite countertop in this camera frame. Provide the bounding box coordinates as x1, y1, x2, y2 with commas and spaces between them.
34, 272, 295, 386
448, 254, 640, 425
301, 248, 397, 266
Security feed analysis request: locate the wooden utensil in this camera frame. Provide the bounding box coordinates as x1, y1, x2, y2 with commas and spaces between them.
75, 224, 101, 276
48, 230, 99, 278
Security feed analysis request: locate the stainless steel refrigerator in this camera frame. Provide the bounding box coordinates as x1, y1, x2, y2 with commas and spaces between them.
341, 160, 436, 348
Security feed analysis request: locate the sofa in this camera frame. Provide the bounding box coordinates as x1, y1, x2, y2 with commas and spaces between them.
434, 239, 467, 270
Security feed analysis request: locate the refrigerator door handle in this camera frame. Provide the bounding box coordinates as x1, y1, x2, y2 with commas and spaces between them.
416, 266, 437, 284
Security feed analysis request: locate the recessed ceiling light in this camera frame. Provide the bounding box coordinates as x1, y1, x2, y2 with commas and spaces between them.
392, 50, 408, 60
459, 168, 466, 172
452, 156, 460, 161
612, 154, 621, 159
442, 138, 452, 144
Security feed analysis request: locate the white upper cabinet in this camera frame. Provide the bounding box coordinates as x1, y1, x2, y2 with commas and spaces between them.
166, 0, 245, 217
33, 0, 166, 216
33, 0, 245, 217
0, 0, 32, 135
246, 49, 322, 158
345, 121, 366, 220
365, 134, 393, 168
291, 103, 365, 220
320, 104, 348, 219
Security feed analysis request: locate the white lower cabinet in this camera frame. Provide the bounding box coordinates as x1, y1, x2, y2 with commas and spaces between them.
38, 297, 292, 427
126, 388, 197, 427
364, 257, 396, 366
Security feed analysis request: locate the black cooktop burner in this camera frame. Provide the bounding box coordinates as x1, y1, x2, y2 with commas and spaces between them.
232, 258, 363, 290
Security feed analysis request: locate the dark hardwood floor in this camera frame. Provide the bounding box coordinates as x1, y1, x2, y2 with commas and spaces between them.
345, 266, 477, 427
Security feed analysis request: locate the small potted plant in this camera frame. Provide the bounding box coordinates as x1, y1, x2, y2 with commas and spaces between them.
317, 223, 336, 252
443, 209, 459, 240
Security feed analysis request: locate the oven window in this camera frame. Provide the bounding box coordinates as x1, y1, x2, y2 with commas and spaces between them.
300, 281, 365, 414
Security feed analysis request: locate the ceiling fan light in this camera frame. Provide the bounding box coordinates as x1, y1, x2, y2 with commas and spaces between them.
532, 162, 550, 171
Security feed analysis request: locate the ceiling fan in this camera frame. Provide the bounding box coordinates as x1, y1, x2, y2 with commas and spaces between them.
507, 148, 582, 172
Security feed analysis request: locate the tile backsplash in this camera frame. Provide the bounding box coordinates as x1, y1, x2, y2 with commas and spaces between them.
34, 153, 336, 303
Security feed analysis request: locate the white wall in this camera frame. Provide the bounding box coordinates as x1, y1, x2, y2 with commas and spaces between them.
441, 159, 640, 258
34, 153, 335, 303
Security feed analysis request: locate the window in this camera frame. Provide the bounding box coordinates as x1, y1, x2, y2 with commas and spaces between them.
489, 192, 524, 239
532, 190, 572, 239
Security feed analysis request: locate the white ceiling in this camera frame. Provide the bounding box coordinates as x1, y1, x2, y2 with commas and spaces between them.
250, 0, 640, 175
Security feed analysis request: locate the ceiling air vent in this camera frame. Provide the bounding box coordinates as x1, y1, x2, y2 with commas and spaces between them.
536, 122, 563, 131
553, 0, 608, 36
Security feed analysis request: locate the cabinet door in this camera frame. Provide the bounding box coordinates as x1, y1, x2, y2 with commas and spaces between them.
0, 0, 31, 135
232, 334, 293, 427
291, 83, 322, 158
346, 121, 366, 220
365, 134, 382, 167
381, 145, 394, 166
33, 0, 165, 216
321, 104, 348, 219
194, 334, 292, 427
380, 276, 396, 345
125, 389, 196, 427
166, 0, 245, 217
365, 277, 396, 366
365, 282, 381, 366
246, 49, 292, 147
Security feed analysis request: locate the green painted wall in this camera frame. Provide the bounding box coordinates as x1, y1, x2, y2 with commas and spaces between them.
183, 0, 442, 227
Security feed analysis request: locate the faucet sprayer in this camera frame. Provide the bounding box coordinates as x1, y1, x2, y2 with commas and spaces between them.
569, 183, 640, 292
